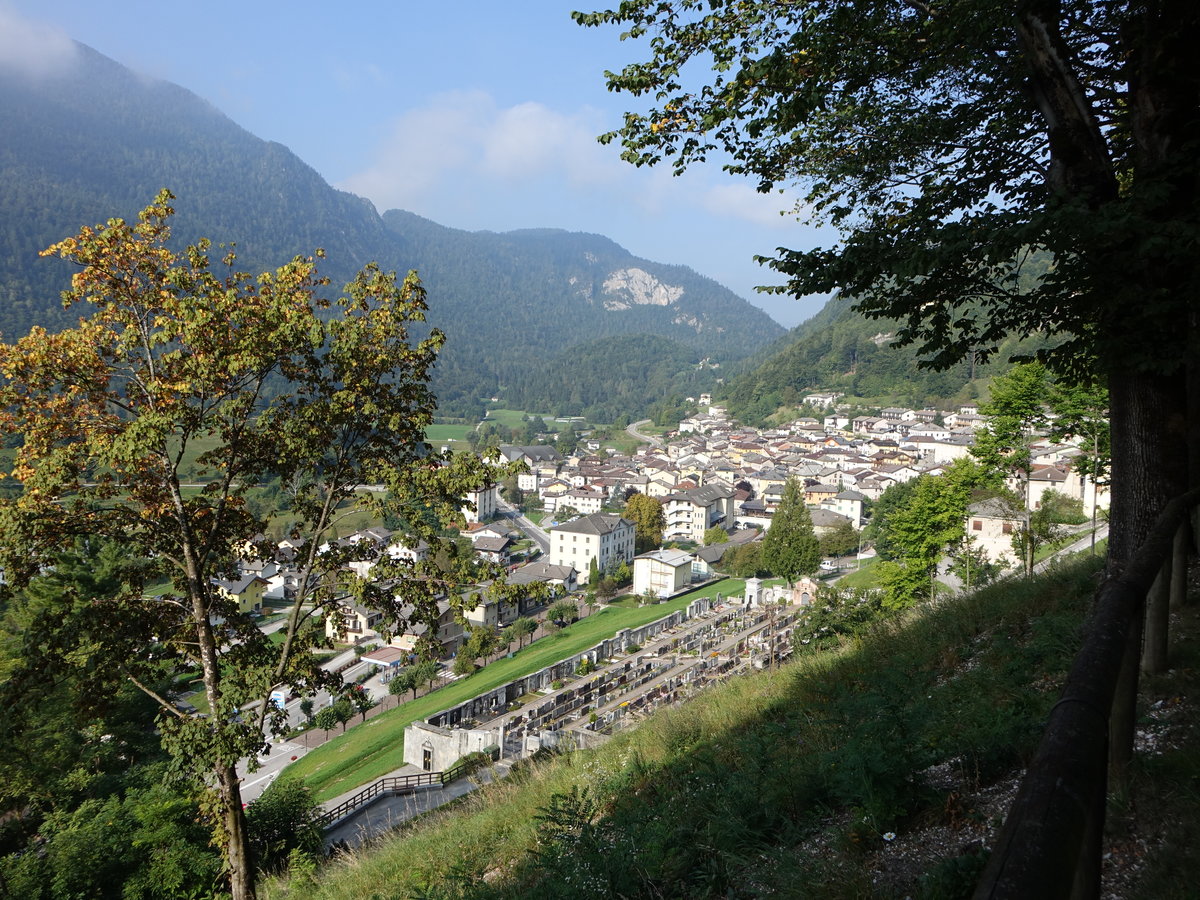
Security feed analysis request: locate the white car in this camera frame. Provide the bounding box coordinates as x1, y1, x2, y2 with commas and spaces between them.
819, 559, 837, 572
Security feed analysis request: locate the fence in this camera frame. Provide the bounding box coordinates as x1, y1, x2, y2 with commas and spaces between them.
973, 490, 1198, 899
318, 746, 500, 829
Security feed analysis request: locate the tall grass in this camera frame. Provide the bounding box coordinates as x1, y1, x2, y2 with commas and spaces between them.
263, 556, 1114, 899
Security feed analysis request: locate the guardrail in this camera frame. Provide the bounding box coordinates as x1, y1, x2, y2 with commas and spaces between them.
974, 490, 1198, 899
318, 746, 501, 829
318, 772, 442, 828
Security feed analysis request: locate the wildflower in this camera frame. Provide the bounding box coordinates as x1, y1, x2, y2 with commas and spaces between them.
883, 832, 896, 842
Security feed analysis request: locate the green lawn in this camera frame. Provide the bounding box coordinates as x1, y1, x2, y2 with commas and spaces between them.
426, 423, 473, 444
483, 408, 546, 430
286, 578, 741, 801
833, 556, 883, 590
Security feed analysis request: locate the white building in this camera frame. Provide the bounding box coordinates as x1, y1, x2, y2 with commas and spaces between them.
661, 483, 736, 543
464, 482, 499, 524
632, 548, 694, 598
547, 513, 635, 584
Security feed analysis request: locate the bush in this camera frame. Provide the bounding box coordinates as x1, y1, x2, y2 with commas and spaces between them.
245, 776, 323, 876
793, 585, 888, 652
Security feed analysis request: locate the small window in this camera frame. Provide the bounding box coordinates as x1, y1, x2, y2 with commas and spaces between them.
972, 520, 982, 531
1002, 523, 1013, 535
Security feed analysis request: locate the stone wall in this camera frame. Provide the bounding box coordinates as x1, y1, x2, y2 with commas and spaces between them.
403, 721, 497, 772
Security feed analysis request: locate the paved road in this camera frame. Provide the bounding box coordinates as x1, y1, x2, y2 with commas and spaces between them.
498, 498, 550, 553
627, 418, 664, 449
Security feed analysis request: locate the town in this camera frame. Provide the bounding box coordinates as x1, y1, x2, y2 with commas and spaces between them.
207, 380, 1109, 847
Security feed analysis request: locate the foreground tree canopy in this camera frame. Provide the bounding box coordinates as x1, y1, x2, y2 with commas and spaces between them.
0, 191, 510, 899
576, 1, 1200, 564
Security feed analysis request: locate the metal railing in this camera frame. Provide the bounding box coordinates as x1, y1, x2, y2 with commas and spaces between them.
974, 490, 1198, 899
318, 746, 501, 829
318, 772, 442, 828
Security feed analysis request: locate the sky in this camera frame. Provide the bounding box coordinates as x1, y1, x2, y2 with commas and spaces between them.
0, 1, 831, 328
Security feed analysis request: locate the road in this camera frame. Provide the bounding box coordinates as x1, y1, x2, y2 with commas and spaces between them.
498, 498, 550, 553
237, 646, 398, 803
627, 418, 664, 449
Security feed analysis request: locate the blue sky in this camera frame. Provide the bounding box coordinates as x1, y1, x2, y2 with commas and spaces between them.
1, 1, 831, 327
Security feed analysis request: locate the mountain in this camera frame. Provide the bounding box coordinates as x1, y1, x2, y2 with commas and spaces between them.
0, 42, 785, 420
720, 294, 1057, 423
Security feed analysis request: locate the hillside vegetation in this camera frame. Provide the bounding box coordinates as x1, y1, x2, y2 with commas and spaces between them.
263, 554, 1197, 899
722, 275, 1056, 425
0, 43, 782, 423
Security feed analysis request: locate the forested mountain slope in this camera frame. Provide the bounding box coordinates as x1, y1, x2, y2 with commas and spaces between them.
0, 41, 783, 419
722, 294, 1056, 422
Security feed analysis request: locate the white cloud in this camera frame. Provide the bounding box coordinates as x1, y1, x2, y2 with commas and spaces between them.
701, 182, 802, 228
338, 91, 624, 213
0, 4, 78, 78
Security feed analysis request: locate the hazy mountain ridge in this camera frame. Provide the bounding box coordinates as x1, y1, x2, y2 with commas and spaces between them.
0, 41, 784, 419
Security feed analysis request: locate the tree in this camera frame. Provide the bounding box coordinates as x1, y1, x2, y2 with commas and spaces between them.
313, 706, 341, 733
501, 473, 523, 506
818, 519, 859, 559
244, 776, 323, 877
547, 600, 579, 628
348, 685, 374, 722
452, 650, 478, 677
1049, 378, 1111, 553
0, 192, 506, 899
511, 616, 538, 649
972, 363, 1051, 575
388, 671, 413, 706
760, 478, 820, 586
595, 576, 619, 604
876, 461, 992, 608
575, 1, 1200, 575
720, 541, 768, 578
703, 525, 729, 546
298, 697, 314, 723
625, 492, 665, 551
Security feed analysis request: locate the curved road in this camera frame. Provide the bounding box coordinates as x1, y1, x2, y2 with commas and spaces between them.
497, 498, 550, 553
627, 418, 664, 449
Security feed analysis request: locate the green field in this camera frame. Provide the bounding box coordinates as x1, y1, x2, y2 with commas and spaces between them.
483, 408, 545, 430
833, 555, 883, 590
425, 423, 473, 444
287, 578, 741, 801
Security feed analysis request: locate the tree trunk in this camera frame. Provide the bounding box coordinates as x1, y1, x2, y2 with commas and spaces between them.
1107, 371, 1187, 570
1141, 559, 1170, 674
218, 764, 255, 900
1170, 520, 1189, 609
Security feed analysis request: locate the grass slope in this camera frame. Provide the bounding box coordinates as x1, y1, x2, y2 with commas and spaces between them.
287, 579, 742, 801
266, 554, 1197, 899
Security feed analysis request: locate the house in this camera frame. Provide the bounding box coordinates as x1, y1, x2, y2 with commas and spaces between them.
661, 483, 736, 543
966, 498, 1022, 566
463, 481, 499, 524
803, 482, 840, 506
693, 527, 761, 578
499, 444, 563, 468
211, 573, 267, 616
324, 598, 383, 643
804, 392, 843, 408
508, 561, 578, 594
471, 534, 514, 566
547, 513, 635, 584
558, 486, 606, 515
632, 548, 695, 598
462, 591, 523, 629
808, 507, 855, 536
389, 598, 463, 656
821, 489, 867, 526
